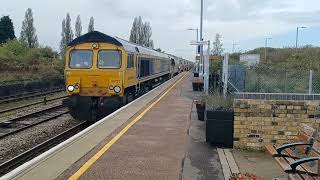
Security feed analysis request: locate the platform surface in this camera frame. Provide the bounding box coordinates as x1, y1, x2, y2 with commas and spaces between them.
4, 72, 224, 180
60, 73, 192, 179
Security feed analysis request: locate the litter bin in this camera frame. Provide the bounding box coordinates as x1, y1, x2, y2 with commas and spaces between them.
206, 110, 234, 148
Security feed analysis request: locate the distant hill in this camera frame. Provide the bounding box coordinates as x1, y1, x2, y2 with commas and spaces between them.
231, 45, 320, 71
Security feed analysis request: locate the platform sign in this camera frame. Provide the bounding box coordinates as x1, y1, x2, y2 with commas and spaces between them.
240, 54, 260, 67
190, 40, 208, 46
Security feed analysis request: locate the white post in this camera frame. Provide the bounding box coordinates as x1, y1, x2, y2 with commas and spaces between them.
309, 70, 313, 94
223, 53, 229, 97
204, 41, 210, 95
199, 0, 204, 79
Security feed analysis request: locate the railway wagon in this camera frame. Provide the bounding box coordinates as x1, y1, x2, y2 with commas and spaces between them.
63, 31, 185, 121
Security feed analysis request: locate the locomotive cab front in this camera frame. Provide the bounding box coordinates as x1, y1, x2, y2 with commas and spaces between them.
64, 41, 130, 121
65, 43, 125, 97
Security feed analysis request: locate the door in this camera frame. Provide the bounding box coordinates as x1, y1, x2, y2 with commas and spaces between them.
125, 53, 137, 87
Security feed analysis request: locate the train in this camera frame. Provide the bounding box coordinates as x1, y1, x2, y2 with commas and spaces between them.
63, 31, 192, 121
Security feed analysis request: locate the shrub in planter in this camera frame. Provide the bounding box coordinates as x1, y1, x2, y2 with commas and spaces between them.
205, 92, 234, 148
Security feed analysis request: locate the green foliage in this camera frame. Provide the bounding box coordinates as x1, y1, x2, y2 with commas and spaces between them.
229, 52, 241, 64
244, 46, 320, 71
230, 46, 320, 93
205, 91, 233, 111
129, 16, 154, 48
60, 13, 74, 56
0, 16, 15, 44
211, 33, 224, 56
75, 15, 82, 38
0, 40, 63, 83
20, 8, 38, 48
209, 60, 222, 74
88, 16, 94, 32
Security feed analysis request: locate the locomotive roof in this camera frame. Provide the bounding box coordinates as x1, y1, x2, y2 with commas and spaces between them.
68, 31, 169, 59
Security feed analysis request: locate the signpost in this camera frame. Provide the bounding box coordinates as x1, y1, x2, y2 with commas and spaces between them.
190, 40, 210, 95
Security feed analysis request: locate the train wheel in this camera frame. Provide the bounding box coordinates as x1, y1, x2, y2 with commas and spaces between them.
127, 93, 134, 103
70, 110, 78, 119
90, 98, 99, 122
121, 94, 128, 106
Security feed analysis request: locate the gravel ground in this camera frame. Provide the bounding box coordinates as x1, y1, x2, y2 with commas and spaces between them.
0, 114, 80, 164
0, 91, 66, 118
0, 101, 63, 122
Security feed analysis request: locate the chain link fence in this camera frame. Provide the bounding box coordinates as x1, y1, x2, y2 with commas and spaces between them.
227, 63, 320, 94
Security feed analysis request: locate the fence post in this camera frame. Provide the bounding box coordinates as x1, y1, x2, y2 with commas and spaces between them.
285, 71, 287, 93
223, 53, 229, 97
309, 70, 313, 94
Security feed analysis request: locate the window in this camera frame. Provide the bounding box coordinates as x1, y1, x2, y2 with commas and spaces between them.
69, 50, 93, 69
127, 54, 134, 68
98, 50, 121, 68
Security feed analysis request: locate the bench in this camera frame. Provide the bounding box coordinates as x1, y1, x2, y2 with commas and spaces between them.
287, 131, 320, 180
265, 124, 320, 179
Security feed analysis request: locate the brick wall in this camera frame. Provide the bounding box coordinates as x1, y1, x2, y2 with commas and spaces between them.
233, 99, 320, 150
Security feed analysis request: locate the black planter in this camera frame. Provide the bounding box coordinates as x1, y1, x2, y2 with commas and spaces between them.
196, 103, 205, 121
192, 82, 204, 91
206, 110, 234, 148
193, 72, 199, 77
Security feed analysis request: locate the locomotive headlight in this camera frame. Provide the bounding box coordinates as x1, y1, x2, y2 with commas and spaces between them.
113, 86, 121, 93
92, 43, 99, 49
67, 85, 75, 92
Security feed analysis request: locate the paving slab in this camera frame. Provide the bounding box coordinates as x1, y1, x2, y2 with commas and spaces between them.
232, 149, 287, 180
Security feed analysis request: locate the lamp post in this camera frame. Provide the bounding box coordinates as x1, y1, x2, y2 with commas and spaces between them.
296, 26, 307, 50
264, 37, 272, 63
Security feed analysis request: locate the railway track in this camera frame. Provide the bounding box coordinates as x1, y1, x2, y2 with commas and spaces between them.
0, 88, 65, 104
0, 104, 69, 139
0, 122, 89, 176
0, 95, 68, 114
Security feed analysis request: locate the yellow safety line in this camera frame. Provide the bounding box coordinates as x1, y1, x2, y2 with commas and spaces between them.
68, 73, 187, 180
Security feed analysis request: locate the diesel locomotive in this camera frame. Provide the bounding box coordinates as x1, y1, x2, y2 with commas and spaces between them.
63, 31, 192, 121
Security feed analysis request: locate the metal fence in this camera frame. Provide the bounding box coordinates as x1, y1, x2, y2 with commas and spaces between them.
222, 55, 320, 94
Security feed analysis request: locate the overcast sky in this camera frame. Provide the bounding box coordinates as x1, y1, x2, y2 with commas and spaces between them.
1, 0, 320, 61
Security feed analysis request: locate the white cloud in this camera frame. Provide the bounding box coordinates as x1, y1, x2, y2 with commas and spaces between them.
1, 0, 320, 60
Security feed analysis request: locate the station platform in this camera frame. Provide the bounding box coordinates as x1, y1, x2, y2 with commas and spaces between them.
2, 72, 224, 180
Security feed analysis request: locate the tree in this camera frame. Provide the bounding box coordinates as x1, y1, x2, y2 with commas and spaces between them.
0, 16, 15, 44
60, 13, 74, 56
129, 16, 154, 48
65, 13, 74, 44
129, 17, 139, 44
60, 19, 66, 56
211, 33, 224, 56
20, 8, 38, 48
88, 16, 94, 32
142, 22, 153, 48
75, 15, 82, 38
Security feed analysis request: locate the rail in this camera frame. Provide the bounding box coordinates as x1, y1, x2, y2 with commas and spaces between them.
0, 122, 89, 176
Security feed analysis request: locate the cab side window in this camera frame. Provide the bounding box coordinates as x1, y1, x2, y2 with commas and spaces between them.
127, 54, 134, 68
